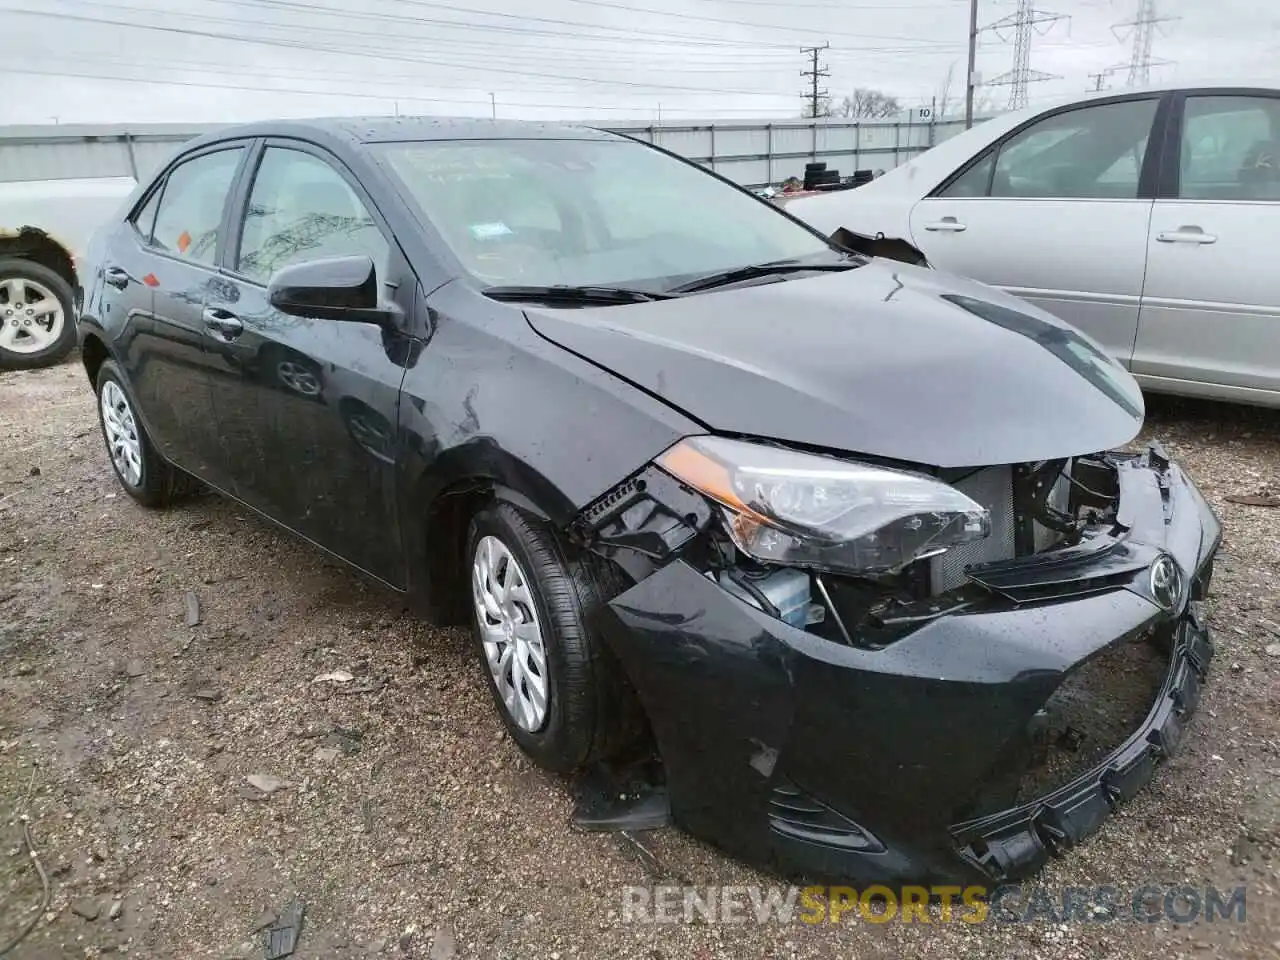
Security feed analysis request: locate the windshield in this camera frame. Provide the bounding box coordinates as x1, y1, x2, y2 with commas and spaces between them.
377, 137, 834, 291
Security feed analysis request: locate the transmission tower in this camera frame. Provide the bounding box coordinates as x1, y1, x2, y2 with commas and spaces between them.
800, 44, 830, 118
985, 0, 1068, 111
1111, 0, 1178, 87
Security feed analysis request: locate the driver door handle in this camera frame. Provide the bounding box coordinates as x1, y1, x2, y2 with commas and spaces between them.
923, 216, 967, 233
1156, 226, 1217, 245
202, 307, 244, 339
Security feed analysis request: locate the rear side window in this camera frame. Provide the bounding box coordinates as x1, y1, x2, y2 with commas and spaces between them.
1179, 95, 1280, 201
236, 147, 389, 285
150, 148, 244, 266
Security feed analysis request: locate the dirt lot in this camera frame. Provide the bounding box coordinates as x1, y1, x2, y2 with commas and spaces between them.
2, 360, 1279, 959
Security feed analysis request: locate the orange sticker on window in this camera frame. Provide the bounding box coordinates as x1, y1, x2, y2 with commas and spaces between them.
177, 230, 192, 253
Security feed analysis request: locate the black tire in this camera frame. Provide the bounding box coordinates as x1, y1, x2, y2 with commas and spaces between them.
94, 360, 189, 508
466, 500, 642, 773
0, 258, 77, 370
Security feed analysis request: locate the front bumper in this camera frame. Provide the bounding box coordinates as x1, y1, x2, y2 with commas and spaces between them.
597, 446, 1222, 885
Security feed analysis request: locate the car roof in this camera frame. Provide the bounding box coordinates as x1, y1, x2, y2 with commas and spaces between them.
186, 116, 625, 146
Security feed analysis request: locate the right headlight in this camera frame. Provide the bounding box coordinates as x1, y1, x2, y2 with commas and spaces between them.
657, 435, 990, 576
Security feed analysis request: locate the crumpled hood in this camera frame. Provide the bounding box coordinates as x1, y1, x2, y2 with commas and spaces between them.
523, 260, 1144, 468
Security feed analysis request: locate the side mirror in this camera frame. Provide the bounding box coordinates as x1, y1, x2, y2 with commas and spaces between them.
267, 255, 399, 326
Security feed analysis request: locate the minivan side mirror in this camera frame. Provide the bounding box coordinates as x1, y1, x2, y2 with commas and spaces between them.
267, 255, 399, 326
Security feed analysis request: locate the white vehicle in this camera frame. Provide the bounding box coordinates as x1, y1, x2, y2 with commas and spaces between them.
782, 83, 1280, 408
1, 176, 136, 369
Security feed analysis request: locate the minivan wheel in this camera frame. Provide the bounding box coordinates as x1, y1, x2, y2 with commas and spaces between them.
95, 360, 185, 508
0, 259, 77, 370
466, 501, 642, 773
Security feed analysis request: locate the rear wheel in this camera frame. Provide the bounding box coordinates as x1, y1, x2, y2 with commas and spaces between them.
95, 360, 187, 508
0, 258, 76, 370
466, 501, 641, 773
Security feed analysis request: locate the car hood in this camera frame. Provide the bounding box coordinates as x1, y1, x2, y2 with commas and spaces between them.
522, 260, 1145, 468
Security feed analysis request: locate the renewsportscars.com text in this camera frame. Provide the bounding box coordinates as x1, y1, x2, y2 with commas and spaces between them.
621, 884, 1249, 925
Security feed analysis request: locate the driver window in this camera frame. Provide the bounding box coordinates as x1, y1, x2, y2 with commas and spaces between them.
237, 148, 390, 286
983, 99, 1159, 200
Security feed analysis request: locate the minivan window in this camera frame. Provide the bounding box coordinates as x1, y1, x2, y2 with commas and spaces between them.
151, 148, 244, 267
378, 138, 833, 290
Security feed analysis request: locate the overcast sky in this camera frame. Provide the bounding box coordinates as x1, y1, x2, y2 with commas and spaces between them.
2, 0, 1277, 127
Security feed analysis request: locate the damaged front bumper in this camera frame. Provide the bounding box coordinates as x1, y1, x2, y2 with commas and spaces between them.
593, 444, 1222, 885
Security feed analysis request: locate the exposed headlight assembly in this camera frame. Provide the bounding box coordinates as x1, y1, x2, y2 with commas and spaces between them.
658, 436, 991, 575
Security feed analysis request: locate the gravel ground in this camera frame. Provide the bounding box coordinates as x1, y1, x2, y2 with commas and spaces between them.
1, 360, 1279, 960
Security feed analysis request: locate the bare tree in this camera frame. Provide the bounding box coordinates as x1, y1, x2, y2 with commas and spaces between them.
800, 97, 833, 119
935, 63, 956, 120
971, 87, 998, 118
836, 88, 902, 120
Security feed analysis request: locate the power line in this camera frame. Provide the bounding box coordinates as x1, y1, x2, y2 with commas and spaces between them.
0, 63, 793, 114
984, 0, 1068, 110
552, 0, 966, 44
10, 51, 798, 95
58, 0, 794, 49
192, 0, 964, 53
0, 8, 802, 96
67, 0, 968, 55
1111, 0, 1178, 86
800, 43, 830, 119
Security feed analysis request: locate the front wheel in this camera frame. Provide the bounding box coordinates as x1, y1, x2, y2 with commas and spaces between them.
466, 501, 642, 773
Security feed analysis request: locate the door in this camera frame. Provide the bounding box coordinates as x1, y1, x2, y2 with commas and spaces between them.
907, 96, 1163, 364
1133, 92, 1280, 400
204, 142, 416, 584
106, 145, 247, 477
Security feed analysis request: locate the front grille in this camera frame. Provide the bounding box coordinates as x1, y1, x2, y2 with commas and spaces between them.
1034, 464, 1073, 553
960, 631, 1170, 820
930, 465, 1016, 594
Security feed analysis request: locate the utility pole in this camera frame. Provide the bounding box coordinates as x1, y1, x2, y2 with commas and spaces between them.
1088, 70, 1110, 92
1111, 0, 1178, 87
800, 43, 830, 119
489, 92, 496, 119
964, 0, 979, 129
985, 0, 1067, 111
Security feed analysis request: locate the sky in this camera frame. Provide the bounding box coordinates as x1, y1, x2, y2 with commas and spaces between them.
2, 0, 1278, 127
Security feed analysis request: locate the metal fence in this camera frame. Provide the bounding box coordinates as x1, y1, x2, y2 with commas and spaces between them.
0, 115, 981, 190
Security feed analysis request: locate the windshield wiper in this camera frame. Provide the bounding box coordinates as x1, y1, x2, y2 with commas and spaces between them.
482, 284, 675, 305
667, 258, 859, 294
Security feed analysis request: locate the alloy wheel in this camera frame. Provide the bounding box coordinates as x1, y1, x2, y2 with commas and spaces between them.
276, 360, 321, 396
100, 380, 143, 487
472, 535, 550, 732
0, 276, 64, 355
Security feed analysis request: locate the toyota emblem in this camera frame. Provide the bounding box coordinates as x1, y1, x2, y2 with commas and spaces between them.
1149, 555, 1183, 612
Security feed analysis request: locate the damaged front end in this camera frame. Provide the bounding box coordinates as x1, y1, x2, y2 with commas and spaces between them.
570, 437, 1221, 886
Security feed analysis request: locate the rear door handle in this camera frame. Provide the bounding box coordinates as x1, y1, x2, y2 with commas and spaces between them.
923, 217, 967, 233
1156, 226, 1217, 245
202, 307, 244, 339
104, 266, 130, 289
